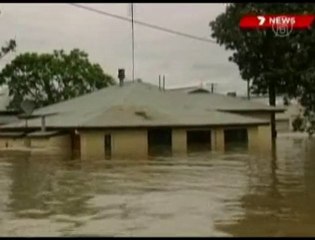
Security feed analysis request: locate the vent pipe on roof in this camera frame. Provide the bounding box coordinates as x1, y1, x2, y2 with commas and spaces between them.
118, 68, 125, 87
158, 75, 161, 90
41, 115, 46, 132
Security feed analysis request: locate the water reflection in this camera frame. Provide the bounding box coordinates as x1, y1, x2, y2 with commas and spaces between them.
217, 137, 315, 237
7, 157, 96, 219
0, 136, 314, 236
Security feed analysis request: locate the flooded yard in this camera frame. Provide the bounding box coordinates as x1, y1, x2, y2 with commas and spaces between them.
0, 134, 314, 237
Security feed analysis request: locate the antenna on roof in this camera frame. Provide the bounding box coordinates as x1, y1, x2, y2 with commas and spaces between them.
163, 75, 165, 91
158, 75, 161, 91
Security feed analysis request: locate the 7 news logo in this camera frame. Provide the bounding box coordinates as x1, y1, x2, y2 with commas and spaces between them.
258, 15, 296, 37
239, 14, 314, 37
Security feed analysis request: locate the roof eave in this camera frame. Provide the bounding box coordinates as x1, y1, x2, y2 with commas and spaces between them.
0, 121, 270, 130
220, 109, 286, 113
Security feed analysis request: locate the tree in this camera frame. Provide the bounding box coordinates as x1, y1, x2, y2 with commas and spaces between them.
0, 49, 116, 110
292, 116, 304, 132
209, 3, 315, 140
0, 10, 17, 60
0, 39, 16, 60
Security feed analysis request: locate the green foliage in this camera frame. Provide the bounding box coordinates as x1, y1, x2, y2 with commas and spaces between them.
283, 96, 290, 106
0, 49, 116, 110
0, 39, 16, 60
209, 4, 315, 113
292, 116, 304, 132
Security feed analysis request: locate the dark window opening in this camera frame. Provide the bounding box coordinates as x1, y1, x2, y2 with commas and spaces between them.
224, 128, 248, 151
104, 134, 112, 159
148, 128, 172, 156
187, 130, 211, 153
71, 132, 81, 159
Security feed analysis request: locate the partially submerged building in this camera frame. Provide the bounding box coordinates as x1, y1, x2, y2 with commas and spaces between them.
248, 96, 304, 132
0, 80, 284, 159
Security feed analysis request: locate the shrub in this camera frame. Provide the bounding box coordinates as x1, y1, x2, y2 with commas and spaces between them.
292, 116, 304, 132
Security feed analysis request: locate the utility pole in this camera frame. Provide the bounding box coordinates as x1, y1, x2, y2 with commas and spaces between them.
131, 3, 135, 82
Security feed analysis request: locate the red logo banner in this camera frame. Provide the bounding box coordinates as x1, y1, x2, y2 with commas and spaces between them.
240, 15, 314, 29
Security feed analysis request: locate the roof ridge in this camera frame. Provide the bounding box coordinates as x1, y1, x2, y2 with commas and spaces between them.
79, 82, 140, 126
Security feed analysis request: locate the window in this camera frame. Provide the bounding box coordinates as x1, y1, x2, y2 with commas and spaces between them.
224, 128, 248, 151
187, 130, 211, 152
71, 132, 81, 159
148, 128, 172, 156
104, 134, 112, 159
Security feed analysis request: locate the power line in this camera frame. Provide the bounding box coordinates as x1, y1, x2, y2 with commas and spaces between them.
68, 3, 217, 44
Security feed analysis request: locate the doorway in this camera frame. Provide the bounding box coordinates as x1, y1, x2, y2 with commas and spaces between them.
148, 128, 172, 156
224, 128, 248, 151
104, 134, 112, 159
71, 131, 81, 159
187, 130, 211, 152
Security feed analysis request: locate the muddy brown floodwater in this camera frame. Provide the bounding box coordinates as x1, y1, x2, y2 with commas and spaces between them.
0, 134, 314, 237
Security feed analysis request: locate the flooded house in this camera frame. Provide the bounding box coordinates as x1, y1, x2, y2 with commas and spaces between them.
0, 79, 284, 159
247, 95, 304, 132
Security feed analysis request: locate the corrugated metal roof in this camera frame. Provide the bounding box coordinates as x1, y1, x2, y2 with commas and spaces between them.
1, 81, 274, 129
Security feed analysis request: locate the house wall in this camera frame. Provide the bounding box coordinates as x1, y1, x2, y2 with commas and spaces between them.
49, 135, 71, 151
0, 124, 273, 158
30, 135, 71, 154
0, 137, 26, 149
80, 131, 104, 159
248, 126, 259, 151
79, 125, 272, 159
112, 129, 148, 158
172, 129, 187, 155
80, 129, 148, 160
257, 125, 272, 151
30, 138, 48, 148
0, 134, 71, 154
211, 128, 225, 152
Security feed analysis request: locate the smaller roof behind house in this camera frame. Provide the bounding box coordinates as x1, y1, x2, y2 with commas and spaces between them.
168, 86, 285, 112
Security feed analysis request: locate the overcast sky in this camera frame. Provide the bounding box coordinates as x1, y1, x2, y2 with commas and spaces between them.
0, 3, 248, 94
